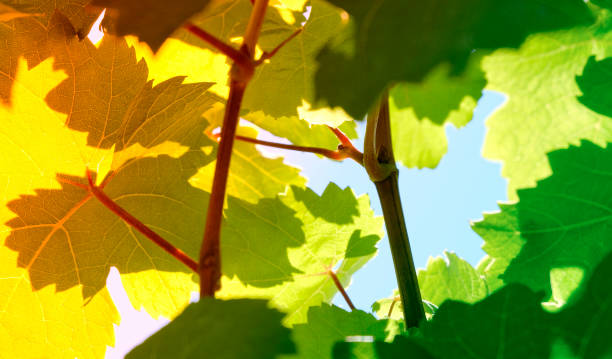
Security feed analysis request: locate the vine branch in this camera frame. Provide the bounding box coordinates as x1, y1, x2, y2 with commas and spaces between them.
212, 126, 363, 164
365, 91, 425, 328
81, 170, 199, 273
328, 269, 356, 311
198, 0, 275, 297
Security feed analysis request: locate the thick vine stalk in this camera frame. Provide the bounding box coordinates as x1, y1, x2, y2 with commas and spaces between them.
364, 91, 425, 328
198, 0, 269, 297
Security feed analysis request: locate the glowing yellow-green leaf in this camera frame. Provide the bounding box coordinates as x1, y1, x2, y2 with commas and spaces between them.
0, 57, 118, 359
0, 32, 222, 357
218, 183, 384, 325
482, 9, 612, 198
390, 54, 486, 168
191, 126, 306, 203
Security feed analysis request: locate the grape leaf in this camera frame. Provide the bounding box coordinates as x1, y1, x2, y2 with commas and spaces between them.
555, 251, 612, 359
576, 55, 612, 118
179, 0, 354, 125
474, 141, 612, 298
372, 289, 402, 321
192, 125, 306, 204
0, 0, 98, 34
0, 32, 227, 320
0, 57, 123, 358
333, 336, 435, 359
243, 0, 351, 122
315, 0, 594, 119
217, 183, 384, 325
421, 285, 551, 359
92, 0, 213, 52
593, 0, 612, 10
282, 304, 394, 359
482, 10, 612, 197
472, 204, 524, 292
373, 252, 487, 320
418, 252, 488, 307
244, 111, 359, 150
126, 298, 295, 359
390, 54, 485, 168
0, 10, 97, 104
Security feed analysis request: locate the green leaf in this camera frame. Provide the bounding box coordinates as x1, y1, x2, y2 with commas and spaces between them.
315, 0, 594, 119
374, 252, 488, 321
243, 0, 351, 123
333, 337, 435, 359
390, 54, 485, 168
92, 0, 213, 52
0, 33, 218, 357
371, 289, 402, 321
218, 183, 384, 325
282, 304, 394, 359
126, 298, 295, 359
555, 252, 612, 359
482, 11, 612, 197
576, 55, 612, 118
192, 125, 306, 203
475, 141, 612, 299
472, 204, 524, 292
418, 252, 488, 307
244, 111, 359, 150
592, 0, 612, 10
421, 285, 551, 359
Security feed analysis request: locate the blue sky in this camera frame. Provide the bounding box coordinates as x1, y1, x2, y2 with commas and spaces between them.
105, 91, 508, 358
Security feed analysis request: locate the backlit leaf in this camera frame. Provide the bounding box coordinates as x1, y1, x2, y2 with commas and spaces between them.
127, 298, 295, 359
218, 183, 384, 325
390, 54, 486, 168
474, 141, 612, 298
92, 0, 213, 52
482, 10, 612, 197
373, 252, 487, 321
576, 55, 612, 118
282, 304, 393, 359
315, 0, 593, 118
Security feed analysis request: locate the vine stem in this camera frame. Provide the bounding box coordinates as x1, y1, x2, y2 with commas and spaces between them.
212, 127, 363, 163
80, 171, 199, 273
328, 269, 356, 310
199, 0, 270, 297
365, 91, 425, 328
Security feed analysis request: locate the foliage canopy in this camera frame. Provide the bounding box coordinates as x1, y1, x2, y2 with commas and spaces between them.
0, 0, 611, 358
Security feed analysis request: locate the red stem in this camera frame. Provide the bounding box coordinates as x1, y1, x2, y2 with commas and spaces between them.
387, 296, 400, 318
256, 27, 303, 64
232, 135, 348, 160
184, 23, 251, 67
199, 81, 246, 297
328, 270, 356, 310
85, 171, 199, 273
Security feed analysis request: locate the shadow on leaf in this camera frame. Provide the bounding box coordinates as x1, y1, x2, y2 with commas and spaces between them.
221, 195, 306, 287
5, 149, 213, 300
0, 6, 100, 104
44, 35, 219, 152
292, 184, 359, 225
576, 55, 612, 118
501, 140, 612, 296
